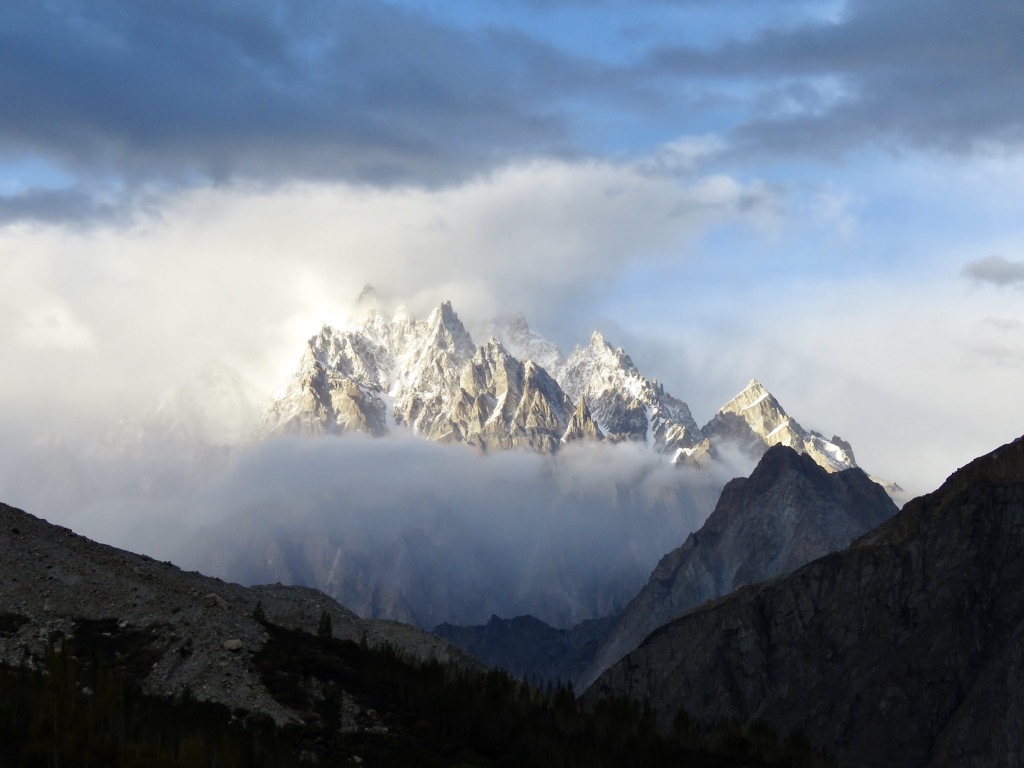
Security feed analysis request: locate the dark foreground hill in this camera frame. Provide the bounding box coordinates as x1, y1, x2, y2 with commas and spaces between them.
0, 501, 827, 766
586, 435, 1024, 767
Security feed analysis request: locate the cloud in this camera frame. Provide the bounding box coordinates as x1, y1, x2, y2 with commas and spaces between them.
962, 255, 1024, 288
0, 154, 772, 436
0, 0, 580, 189
645, 0, 1024, 158
0, 186, 125, 225
15, 300, 97, 350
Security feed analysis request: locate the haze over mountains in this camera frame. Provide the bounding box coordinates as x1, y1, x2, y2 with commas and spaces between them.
7, 292, 888, 631
6, 291, 897, 635
435, 444, 898, 690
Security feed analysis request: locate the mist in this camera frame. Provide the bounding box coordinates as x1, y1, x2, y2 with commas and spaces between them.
6, 431, 753, 629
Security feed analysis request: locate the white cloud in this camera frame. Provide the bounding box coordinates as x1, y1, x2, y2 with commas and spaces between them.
0, 154, 772, 438
14, 300, 96, 350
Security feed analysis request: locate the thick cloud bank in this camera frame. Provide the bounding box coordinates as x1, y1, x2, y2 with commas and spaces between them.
9, 433, 749, 629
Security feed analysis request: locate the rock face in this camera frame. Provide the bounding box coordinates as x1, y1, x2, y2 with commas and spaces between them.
577, 445, 897, 691
452, 339, 574, 453
0, 501, 480, 725
561, 396, 604, 444
585, 435, 1024, 768
256, 326, 391, 437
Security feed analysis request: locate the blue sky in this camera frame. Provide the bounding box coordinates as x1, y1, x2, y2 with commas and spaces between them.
1, 0, 1023, 494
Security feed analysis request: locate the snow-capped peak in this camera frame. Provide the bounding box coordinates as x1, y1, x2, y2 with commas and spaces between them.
704, 379, 857, 473
557, 330, 700, 452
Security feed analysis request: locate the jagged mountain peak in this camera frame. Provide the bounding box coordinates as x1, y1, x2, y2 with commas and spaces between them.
421, 301, 475, 357
703, 378, 857, 474
582, 330, 637, 372
557, 330, 700, 454
717, 377, 781, 417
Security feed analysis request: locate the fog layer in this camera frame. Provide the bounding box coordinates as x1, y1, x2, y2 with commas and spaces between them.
9, 432, 751, 628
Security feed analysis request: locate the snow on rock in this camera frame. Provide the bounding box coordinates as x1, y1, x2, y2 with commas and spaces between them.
556, 331, 702, 455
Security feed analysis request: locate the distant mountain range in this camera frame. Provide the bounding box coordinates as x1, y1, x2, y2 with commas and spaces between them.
254, 287, 866, 478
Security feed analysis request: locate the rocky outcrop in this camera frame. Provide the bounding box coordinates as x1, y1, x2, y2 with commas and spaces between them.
577, 445, 897, 690
561, 395, 604, 443
392, 301, 478, 439
0, 501, 481, 725
585, 435, 1024, 768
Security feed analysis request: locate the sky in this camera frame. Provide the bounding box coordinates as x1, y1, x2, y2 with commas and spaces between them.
2, 0, 1024, 499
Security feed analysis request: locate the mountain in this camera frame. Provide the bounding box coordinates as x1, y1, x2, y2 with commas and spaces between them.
576, 444, 897, 690
702, 379, 856, 473
434, 445, 895, 692
585, 434, 1024, 767
452, 338, 574, 453
254, 324, 392, 438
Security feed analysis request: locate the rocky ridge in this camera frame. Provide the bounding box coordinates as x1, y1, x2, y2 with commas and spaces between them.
576, 444, 897, 691
256, 300, 599, 454
585, 435, 1024, 768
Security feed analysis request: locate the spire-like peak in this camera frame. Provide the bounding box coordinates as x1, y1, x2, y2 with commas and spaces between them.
431, 300, 459, 324
589, 330, 608, 347
424, 300, 475, 358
